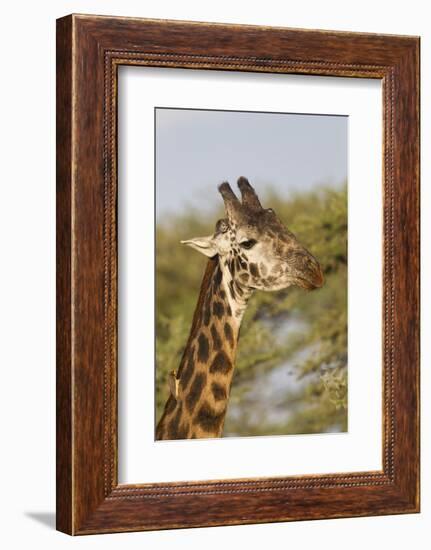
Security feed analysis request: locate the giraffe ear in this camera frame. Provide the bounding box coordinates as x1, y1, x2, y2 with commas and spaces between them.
180, 235, 218, 258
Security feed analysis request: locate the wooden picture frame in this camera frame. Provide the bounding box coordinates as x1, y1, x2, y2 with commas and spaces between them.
56, 14, 420, 535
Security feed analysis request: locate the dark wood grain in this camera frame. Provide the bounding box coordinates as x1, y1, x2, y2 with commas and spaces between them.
56, 15, 73, 535
56, 14, 420, 535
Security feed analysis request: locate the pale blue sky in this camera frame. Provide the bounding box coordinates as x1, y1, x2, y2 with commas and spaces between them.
155, 108, 347, 218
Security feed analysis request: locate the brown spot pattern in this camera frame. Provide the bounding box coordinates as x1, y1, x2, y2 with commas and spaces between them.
164, 395, 176, 415
211, 382, 227, 401
197, 333, 209, 362
196, 401, 225, 433
180, 353, 195, 390
168, 403, 183, 439
214, 266, 223, 287
209, 350, 232, 374
213, 301, 224, 318
238, 256, 247, 269
210, 324, 222, 351
224, 322, 234, 348
203, 303, 211, 325
250, 263, 259, 277
186, 372, 206, 413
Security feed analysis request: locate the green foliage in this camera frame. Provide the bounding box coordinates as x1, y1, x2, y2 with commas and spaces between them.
156, 184, 348, 436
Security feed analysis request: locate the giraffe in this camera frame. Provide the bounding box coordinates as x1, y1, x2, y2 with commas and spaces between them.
156, 177, 324, 440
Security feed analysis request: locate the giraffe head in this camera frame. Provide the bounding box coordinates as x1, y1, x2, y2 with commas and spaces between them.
182, 177, 324, 293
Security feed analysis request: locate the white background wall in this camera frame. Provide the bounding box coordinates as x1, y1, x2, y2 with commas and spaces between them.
0, 1, 428, 548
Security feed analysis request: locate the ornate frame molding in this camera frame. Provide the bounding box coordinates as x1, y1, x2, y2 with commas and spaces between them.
57, 15, 419, 534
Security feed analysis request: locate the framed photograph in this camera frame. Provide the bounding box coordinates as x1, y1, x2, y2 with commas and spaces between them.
56, 14, 420, 534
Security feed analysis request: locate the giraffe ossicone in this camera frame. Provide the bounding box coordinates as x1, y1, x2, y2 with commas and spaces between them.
156, 177, 324, 441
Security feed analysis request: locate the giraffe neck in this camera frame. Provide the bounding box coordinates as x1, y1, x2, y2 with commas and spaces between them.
156, 256, 253, 440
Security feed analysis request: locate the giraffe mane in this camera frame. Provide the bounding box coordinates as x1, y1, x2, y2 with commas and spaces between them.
175, 257, 218, 380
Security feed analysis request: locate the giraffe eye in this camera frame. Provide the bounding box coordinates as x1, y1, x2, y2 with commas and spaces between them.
240, 239, 257, 250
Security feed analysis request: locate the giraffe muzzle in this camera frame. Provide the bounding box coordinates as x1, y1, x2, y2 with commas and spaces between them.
295, 255, 324, 290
